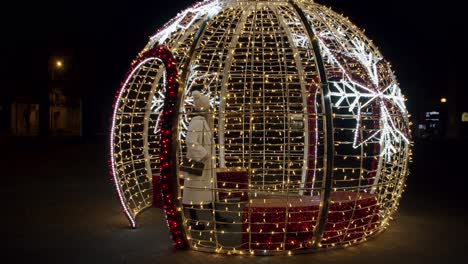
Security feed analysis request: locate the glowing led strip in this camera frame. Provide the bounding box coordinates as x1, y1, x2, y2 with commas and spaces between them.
111, 56, 164, 228
316, 35, 409, 156
151, 90, 165, 134
149, 0, 222, 44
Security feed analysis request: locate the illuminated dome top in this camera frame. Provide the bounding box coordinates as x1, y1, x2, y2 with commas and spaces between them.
111, 0, 411, 255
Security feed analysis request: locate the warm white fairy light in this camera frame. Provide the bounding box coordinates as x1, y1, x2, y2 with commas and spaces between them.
111, 0, 411, 255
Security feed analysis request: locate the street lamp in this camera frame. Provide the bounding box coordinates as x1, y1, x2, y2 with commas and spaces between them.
51, 58, 64, 80
440, 97, 447, 103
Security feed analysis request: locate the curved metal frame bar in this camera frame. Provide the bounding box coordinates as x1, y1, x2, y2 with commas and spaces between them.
110, 55, 167, 228
289, 0, 335, 248
152, 45, 189, 249
110, 47, 189, 249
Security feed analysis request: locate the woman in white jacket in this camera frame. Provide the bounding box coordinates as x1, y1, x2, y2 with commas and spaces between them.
183, 90, 222, 230
183, 90, 214, 206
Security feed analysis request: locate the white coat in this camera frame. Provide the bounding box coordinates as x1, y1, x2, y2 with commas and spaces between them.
182, 115, 216, 205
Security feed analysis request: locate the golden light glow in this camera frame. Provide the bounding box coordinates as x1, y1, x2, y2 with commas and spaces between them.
440, 97, 447, 103
56, 60, 63, 68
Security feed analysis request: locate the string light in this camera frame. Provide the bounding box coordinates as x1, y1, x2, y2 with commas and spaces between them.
110, 0, 411, 255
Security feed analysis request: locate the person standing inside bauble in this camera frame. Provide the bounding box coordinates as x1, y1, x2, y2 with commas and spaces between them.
182, 90, 215, 230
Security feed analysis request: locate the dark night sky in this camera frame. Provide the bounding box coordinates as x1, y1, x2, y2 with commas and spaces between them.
3, 0, 465, 134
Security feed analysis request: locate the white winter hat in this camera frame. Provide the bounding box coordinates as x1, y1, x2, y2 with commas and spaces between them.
192, 90, 210, 111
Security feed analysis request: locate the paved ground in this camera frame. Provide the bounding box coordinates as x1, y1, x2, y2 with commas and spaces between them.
2, 137, 467, 263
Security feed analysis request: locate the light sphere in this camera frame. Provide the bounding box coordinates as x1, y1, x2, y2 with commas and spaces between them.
110, 0, 412, 255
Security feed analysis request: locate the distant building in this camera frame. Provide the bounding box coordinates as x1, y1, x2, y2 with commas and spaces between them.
9, 97, 40, 136
416, 111, 442, 139
0, 56, 82, 137
48, 87, 82, 136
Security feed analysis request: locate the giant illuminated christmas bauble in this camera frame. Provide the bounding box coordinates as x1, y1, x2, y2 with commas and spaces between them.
110, 0, 411, 255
